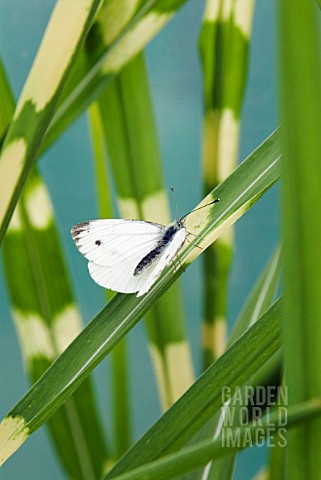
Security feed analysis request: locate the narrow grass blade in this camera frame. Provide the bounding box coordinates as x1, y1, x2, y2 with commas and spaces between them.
1, 170, 109, 477
278, 1, 321, 477
201, 246, 281, 480
97, 53, 193, 409
229, 247, 281, 346
0, 57, 15, 142
0, 0, 101, 243
0, 130, 280, 465
266, 433, 285, 480
107, 399, 321, 480
89, 102, 113, 220
199, 0, 255, 366
88, 102, 132, 457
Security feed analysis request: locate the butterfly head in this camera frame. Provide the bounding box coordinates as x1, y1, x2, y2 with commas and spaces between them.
175, 217, 185, 229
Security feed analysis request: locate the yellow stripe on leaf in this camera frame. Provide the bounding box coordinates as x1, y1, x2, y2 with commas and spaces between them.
15, 0, 96, 115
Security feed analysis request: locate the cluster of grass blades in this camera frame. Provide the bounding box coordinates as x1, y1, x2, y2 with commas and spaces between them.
1, 1, 321, 479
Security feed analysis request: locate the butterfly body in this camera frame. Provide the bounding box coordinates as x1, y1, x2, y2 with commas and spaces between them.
134, 219, 185, 276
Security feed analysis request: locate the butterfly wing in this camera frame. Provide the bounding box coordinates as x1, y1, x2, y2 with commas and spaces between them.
137, 227, 187, 297
88, 250, 160, 294
72, 219, 164, 266
71, 219, 164, 294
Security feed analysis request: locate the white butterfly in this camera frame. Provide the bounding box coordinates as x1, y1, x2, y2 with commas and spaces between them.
71, 199, 219, 297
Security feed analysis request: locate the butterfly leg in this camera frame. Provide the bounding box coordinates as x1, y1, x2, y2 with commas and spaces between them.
186, 236, 203, 250
186, 230, 201, 238
171, 256, 186, 273
177, 256, 186, 272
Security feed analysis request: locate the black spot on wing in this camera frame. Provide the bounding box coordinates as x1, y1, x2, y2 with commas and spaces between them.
95, 239, 102, 246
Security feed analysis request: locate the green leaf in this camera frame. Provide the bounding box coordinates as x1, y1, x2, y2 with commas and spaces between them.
88, 103, 132, 457
107, 399, 321, 480
0, 57, 15, 141
2, 169, 110, 477
203, 246, 281, 480
279, 0, 321, 477
229, 246, 281, 346
97, 53, 193, 409
199, 0, 255, 366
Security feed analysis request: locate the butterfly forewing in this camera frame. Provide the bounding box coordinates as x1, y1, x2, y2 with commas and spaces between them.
71, 219, 164, 267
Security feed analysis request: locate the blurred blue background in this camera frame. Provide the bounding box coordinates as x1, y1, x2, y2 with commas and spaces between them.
0, 0, 278, 478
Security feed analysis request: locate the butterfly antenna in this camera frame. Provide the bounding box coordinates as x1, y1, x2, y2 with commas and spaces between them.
181, 198, 220, 220
171, 186, 180, 218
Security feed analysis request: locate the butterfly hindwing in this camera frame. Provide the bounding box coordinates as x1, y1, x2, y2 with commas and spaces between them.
88, 251, 161, 294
